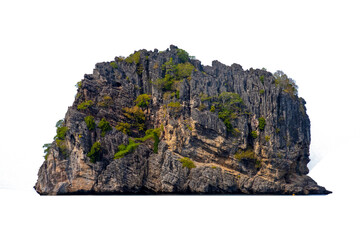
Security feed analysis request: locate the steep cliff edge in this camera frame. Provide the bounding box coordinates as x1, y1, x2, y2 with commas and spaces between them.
35, 45, 330, 195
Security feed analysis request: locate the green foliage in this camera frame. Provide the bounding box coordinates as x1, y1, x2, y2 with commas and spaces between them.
177, 49, 190, 63
116, 122, 131, 135
200, 93, 213, 102
200, 92, 245, 132
258, 117, 266, 131
43, 143, 51, 160
259, 89, 265, 95
56, 139, 68, 156
84, 116, 96, 131
175, 62, 194, 79
154, 58, 192, 96
110, 61, 118, 69
162, 58, 175, 74
265, 136, 270, 142
234, 149, 256, 161
114, 139, 140, 159
154, 74, 174, 91
167, 101, 182, 116
276, 128, 280, 133
53, 121, 69, 156
125, 51, 141, 64
273, 70, 298, 95
56, 119, 64, 128
134, 94, 151, 109
251, 131, 258, 139
152, 130, 160, 153
135, 128, 161, 153
179, 157, 196, 169
77, 100, 93, 110
56, 126, 68, 140
98, 96, 113, 108
167, 101, 181, 108
260, 75, 264, 84
218, 92, 243, 106
206, 92, 243, 132
123, 106, 145, 131
98, 118, 112, 137
87, 141, 101, 163
136, 64, 144, 74
75, 81, 82, 89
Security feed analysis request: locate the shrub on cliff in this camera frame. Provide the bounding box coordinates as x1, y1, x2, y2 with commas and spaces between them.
98, 96, 113, 108
251, 131, 258, 139
177, 49, 190, 63
42, 143, 51, 160
123, 106, 145, 131
125, 51, 141, 64
135, 128, 161, 153
179, 157, 196, 169
235, 149, 256, 161
85, 116, 96, 131
273, 70, 298, 95
258, 117, 266, 131
134, 94, 151, 109
87, 142, 101, 163
110, 61, 118, 69
77, 100, 94, 110
167, 101, 182, 116
175, 62, 194, 79
116, 122, 131, 135
98, 118, 112, 137
114, 139, 140, 159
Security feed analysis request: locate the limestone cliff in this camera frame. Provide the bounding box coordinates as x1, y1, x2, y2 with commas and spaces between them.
35, 45, 330, 195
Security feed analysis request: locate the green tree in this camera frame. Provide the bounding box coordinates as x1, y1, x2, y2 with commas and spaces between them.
98, 118, 112, 137
177, 49, 190, 63
179, 157, 196, 169
85, 116, 96, 130
87, 142, 101, 163
258, 117, 266, 131
134, 94, 151, 110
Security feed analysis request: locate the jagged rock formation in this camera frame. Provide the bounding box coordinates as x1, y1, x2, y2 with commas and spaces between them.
35, 45, 330, 195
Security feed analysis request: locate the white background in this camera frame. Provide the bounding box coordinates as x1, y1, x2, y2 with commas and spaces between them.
0, 0, 359, 239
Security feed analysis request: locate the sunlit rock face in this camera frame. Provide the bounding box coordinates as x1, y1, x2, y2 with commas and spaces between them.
35, 45, 330, 195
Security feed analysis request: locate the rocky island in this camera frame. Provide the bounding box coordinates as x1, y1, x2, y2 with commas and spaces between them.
35, 45, 330, 195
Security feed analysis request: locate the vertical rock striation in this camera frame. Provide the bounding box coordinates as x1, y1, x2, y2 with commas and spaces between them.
35, 45, 330, 195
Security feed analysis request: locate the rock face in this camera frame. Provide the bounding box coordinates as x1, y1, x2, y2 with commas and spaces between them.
35, 45, 330, 195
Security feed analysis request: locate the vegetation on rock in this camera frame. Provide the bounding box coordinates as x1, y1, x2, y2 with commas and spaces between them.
87, 141, 101, 163
274, 70, 298, 96
125, 51, 141, 64
258, 117, 266, 131
85, 116, 96, 131
134, 94, 151, 109
77, 100, 93, 110
179, 157, 196, 169
35, 45, 330, 196
234, 149, 256, 161
98, 118, 112, 137
251, 131, 258, 139
177, 49, 190, 63
114, 139, 140, 159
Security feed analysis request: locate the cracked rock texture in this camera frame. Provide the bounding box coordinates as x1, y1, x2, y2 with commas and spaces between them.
35, 45, 330, 195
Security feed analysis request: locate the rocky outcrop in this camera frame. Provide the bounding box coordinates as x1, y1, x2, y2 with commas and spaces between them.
35, 45, 330, 195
